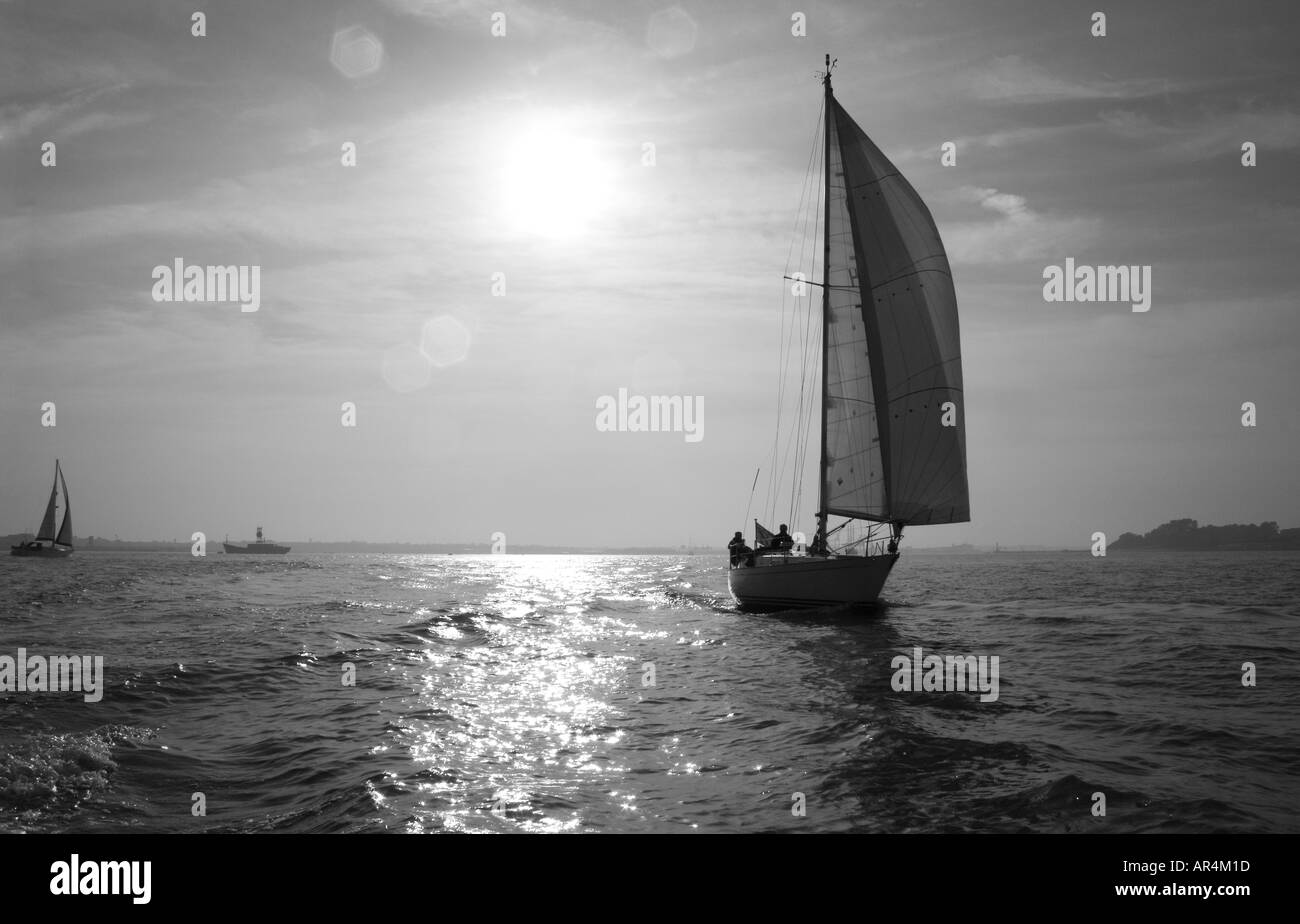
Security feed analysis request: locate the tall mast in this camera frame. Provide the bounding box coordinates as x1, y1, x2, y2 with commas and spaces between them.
816, 54, 833, 546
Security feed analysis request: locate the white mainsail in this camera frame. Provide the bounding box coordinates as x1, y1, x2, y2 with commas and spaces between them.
822, 101, 886, 520
54, 463, 72, 547
820, 96, 969, 526
35, 469, 60, 542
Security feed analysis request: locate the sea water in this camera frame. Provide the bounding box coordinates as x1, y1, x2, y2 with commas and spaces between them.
1, 550, 1296, 833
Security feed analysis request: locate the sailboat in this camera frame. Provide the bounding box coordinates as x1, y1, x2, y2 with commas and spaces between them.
728, 56, 970, 610
11, 460, 75, 557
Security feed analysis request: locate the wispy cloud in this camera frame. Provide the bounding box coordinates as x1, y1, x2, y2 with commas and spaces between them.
968, 55, 1168, 103
943, 185, 1100, 264
0, 83, 136, 147
1100, 106, 1300, 159
379, 0, 604, 38
380, 0, 497, 23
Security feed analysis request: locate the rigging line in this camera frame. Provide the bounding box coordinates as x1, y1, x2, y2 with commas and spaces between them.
769, 100, 824, 525
790, 164, 822, 528
767, 278, 792, 519
782, 97, 826, 286
768, 114, 822, 524
787, 102, 825, 525
783, 279, 861, 290
790, 164, 824, 526
741, 467, 761, 529
798, 112, 828, 528
793, 260, 821, 526
787, 204, 811, 524
800, 330, 821, 502
770, 265, 807, 521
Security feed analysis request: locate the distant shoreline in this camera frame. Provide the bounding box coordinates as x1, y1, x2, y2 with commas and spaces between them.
8, 528, 1296, 556
1111, 519, 1300, 552
0, 536, 1048, 555
1, 536, 694, 555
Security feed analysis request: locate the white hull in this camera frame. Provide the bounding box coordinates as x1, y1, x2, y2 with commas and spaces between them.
727, 553, 898, 609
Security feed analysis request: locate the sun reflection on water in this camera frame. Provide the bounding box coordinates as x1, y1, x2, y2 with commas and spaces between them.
386, 556, 660, 832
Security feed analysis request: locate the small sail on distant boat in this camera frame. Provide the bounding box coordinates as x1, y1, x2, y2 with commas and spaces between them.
728, 56, 970, 610
222, 526, 290, 555
11, 460, 74, 557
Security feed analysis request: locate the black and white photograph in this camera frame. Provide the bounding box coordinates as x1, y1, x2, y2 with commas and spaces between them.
1, 0, 1295, 905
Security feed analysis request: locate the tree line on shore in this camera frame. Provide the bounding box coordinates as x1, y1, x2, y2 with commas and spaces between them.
1112, 519, 1300, 550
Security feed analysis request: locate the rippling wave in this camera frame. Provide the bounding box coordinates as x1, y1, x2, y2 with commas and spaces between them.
1, 550, 1296, 832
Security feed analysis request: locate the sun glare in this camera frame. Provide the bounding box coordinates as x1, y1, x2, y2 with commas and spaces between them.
499, 121, 614, 240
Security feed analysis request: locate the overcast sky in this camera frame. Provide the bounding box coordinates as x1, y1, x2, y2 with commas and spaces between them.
1, 0, 1297, 548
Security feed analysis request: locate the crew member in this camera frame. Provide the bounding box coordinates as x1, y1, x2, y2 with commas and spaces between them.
727, 531, 752, 567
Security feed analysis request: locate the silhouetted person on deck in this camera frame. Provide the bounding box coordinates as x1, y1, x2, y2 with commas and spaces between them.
772, 525, 794, 551
728, 531, 752, 567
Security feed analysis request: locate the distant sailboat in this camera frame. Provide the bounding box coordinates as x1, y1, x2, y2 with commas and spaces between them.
11, 460, 74, 557
728, 57, 970, 609
223, 526, 290, 555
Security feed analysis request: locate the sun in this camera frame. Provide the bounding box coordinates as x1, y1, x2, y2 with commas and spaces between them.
498, 120, 614, 240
